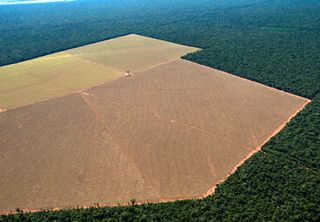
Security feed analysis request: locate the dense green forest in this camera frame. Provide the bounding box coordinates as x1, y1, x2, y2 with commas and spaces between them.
0, 0, 319, 221
0, 0, 319, 98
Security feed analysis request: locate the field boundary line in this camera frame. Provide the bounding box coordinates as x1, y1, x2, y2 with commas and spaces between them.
83, 92, 252, 152
182, 59, 310, 102
133, 58, 182, 74
0, 98, 310, 216
157, 112, 252, 151
0, 93, 75, 114
80, 93, 160, 197
200, 98, 311, 198
0, 58, 185, 113
0, 79, 124, 114
77, 58, 190, 93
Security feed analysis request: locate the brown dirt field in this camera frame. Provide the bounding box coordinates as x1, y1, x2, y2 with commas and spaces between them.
0, 94, 159, 212
82, 93, 250, 198
0, 92, 249, 213
86, 59, 309, 150
0, 58, 309, 213
202, 98, 310, 198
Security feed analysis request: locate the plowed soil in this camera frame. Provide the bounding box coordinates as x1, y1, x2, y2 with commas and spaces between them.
87, 59, 309, 150
0, 58, 309, 213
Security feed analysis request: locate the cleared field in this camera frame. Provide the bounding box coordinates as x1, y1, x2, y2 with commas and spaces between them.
0, 57, 309, 213
67, 34, 200, 72
87, 59, 309, 149
0, 93, 248, 212
0, 94, 159, 211
0, 53, 122, 110
0, 34, 197, 110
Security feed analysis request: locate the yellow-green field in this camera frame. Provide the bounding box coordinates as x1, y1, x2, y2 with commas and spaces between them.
67, 34, 200, 72
0, 53, 122, 109
0, 34, 198, 110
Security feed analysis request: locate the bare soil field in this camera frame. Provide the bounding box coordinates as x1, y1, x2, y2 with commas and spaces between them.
0, 94, 159, 212
0, 55, 309, 213
86, 59, 309, 150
